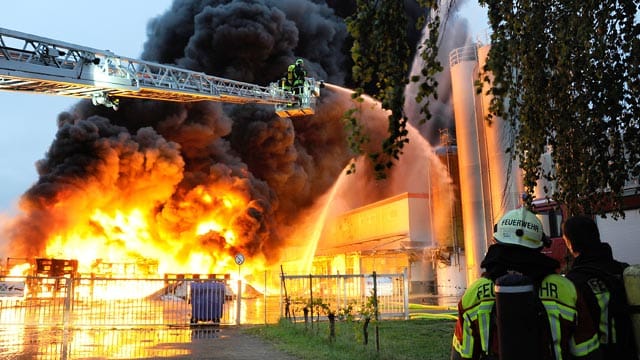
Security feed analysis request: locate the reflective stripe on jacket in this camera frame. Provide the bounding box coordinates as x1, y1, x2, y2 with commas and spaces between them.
567, 258, 638, 359
451, 274, 600, 360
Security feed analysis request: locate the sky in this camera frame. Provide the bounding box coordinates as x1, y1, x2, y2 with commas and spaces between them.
0, 0, 490, 214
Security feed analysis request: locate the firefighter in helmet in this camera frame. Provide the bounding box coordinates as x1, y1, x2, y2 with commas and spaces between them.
451, 207, 602, 360
287, 58, 307, 95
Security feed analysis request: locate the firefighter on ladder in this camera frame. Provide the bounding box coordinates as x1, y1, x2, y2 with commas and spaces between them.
281, 58, 306, 107
288, 58, 306, 95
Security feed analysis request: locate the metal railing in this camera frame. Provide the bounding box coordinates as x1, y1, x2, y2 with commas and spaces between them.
449, 45, 478, 68
0, 275, 234, 328
1, 269, 410, 329
0, 27, 297, 105
280, 269, 409, 322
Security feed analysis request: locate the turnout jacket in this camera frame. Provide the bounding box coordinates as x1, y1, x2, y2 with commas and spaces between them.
566, 242, 638, 359
451, 244, 601, 360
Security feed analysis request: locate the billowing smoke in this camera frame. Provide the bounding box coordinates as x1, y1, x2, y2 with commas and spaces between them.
141, 0, 348, 85
3, 0, 359, 270
8, 116, 186, 258
3, 0, 472, 273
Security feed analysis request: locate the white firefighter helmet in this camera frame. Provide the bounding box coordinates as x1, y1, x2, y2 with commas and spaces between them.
493, 207, 545, 249
295, 58, 304, 66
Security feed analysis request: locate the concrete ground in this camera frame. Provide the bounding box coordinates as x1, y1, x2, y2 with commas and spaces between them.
0, 325, 300, 359
159, 325, 299, 360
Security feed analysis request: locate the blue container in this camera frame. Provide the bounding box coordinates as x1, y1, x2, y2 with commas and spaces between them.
190, 281, 225, 324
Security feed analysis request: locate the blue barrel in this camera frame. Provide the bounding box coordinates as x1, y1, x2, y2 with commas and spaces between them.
191, 281, 225, 324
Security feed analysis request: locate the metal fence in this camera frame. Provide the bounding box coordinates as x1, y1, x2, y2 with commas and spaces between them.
0, 275, 234, 328
280, 270, 409, 322
0, 270, 410, 329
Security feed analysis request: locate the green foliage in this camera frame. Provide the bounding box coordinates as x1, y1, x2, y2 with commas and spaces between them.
358, 293, 377, 321
344, 1, 442, 179
336, 300, 358, 322
246, 318, 455, 360
310, 297, 335, 320
478, 0, 640, 217
343, 1, 444, 179
341, 106, 367, 176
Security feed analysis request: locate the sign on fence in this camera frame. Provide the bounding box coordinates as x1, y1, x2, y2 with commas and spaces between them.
365, 276, 393, 296
0, 281, 25, 297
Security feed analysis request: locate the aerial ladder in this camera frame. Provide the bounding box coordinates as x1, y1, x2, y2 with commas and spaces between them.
0, 27, 321, 118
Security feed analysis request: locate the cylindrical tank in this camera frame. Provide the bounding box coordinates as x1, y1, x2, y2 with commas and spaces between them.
435, 252, 467, 304
410, 258, 435, 297
433, 143, 464, 249
449, 44, 489, 283
623, 264, 640, 354
476, 45, 553, 206
476, 45, 524, 224
432, 139, 467, 302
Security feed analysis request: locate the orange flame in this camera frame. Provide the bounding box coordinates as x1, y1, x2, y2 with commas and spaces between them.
5, 160, 276, 297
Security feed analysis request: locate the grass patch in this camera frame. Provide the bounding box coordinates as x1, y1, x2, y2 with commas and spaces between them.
244, 317, 455, 360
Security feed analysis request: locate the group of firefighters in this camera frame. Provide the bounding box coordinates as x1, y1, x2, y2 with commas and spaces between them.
451, 207, 637, 360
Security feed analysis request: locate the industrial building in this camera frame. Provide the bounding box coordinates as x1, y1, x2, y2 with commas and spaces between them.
313, 43, 640, 304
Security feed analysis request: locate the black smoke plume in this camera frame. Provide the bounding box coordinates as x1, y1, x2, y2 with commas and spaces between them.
6, 0, 356, 264
4, 0, 472, 271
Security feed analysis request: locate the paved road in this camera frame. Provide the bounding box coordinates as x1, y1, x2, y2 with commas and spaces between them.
0, 325, 299, 359
162, 325, 299, 360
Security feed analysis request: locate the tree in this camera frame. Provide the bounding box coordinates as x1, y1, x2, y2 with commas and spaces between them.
344, 0, 442, 179
478, 0, 640, 218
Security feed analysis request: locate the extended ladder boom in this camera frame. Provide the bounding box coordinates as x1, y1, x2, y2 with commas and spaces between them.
0, 27, 310, 112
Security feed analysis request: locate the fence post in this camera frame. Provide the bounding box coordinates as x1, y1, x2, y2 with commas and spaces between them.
279, 271, 283, 319
343, 275, 348, 314
336, 274, 341, 312
236, 279, 242, 325
309, 274, 313, 327
63, 277, 72, 328
373, 271, 380, 352
403, 267, 409, 320
280, 265, 290, 321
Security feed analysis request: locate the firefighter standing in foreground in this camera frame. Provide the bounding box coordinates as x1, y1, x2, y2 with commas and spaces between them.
563, 215, 638, 359
451, 207, 601, 359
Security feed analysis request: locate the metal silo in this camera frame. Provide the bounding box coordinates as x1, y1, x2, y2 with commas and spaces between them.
476, 44, 524, 225
449, 44, 490, 284
432, 131, 467, 301
433, 132, 464, 251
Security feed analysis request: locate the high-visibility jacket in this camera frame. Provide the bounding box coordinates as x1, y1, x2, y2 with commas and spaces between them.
288, 64, 306, 88
566, 243, 638, 359
451, 274, 601, 360
286, 64, 296, 85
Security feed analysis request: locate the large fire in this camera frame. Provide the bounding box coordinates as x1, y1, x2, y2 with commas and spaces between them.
6, 160, 280, 279
0, 79, 457, 304
0, 0, 461, 301
0, 89, 354, 296
0, 130, 233, 297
